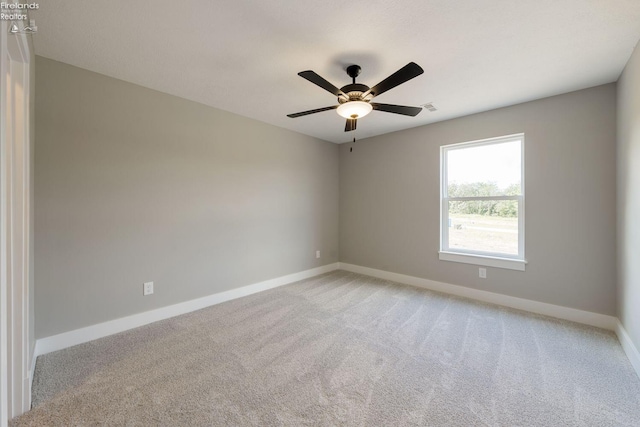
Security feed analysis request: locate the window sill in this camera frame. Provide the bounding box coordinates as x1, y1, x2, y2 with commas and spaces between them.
439, 251, 526, 271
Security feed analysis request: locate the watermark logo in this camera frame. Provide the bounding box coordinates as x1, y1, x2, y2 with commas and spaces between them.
1, 1, 39, 18
9, 20, 36, 34
2, 2, 39, 33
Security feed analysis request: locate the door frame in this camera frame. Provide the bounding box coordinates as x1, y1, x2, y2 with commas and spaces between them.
1, 13, 33, 426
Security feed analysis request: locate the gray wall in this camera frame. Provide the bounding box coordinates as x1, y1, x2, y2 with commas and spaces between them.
617, 42, 640, 349
340, 84, 617, 315
35, 54, 621, 340
35, 57, 339, 338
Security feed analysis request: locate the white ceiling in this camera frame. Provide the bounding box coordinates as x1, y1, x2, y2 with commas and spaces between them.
32, 0, 640, 143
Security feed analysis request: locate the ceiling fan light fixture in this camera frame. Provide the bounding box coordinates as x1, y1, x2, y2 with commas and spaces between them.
337, 101, 373, 119
287, 63, 424, 132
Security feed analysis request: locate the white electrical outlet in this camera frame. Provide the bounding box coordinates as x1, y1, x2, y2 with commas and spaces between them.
316, 250, 320, 259
479, 268, 487, 279
143, 281, 154, 296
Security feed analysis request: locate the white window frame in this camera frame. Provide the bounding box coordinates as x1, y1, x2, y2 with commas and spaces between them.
439, 133, 526, 271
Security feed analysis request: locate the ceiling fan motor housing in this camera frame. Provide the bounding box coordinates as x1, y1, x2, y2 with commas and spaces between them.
338, 83, 371, 103
340, 65, 370, 102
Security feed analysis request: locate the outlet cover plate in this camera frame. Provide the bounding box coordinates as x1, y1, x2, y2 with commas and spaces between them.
143, 281, 154, 296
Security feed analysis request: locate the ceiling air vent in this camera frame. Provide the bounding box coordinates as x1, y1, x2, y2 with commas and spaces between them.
421, 102, 438, 112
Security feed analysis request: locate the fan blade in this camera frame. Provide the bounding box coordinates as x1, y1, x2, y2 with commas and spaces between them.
365, 62, 424, 98
371, 103, 423, 117
298, 71, 346, 97
287, 105, 339, 118
345, 118, 357, 132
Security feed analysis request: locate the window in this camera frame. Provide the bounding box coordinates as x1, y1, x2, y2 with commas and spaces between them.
440, 134, 525, 271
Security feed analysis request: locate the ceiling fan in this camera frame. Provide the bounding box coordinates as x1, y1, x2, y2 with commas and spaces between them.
287, 62, 425, 132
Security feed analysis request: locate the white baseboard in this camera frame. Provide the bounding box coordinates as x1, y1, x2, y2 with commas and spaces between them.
31, 262, 640, 387
338, 263, 618, 330
32, 263, 339, 362
616, 320, 640, 379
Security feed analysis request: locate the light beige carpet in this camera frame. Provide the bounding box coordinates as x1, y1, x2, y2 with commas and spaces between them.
12, 271, 640, 426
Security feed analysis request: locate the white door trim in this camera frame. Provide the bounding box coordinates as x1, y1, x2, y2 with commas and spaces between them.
1, 20, 9, 427
0, 16, 33, 425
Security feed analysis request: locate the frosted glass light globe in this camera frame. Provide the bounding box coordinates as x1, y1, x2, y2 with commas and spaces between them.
337, 101, 373, 119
